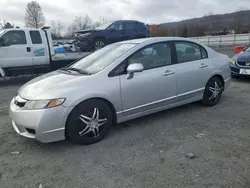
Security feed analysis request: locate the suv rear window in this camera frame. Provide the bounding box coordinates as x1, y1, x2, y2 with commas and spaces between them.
136, 22, 146, 31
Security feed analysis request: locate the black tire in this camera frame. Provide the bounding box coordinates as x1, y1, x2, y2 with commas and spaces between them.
93, 39, 106, 50
202, 76, 223, 106
67, 99, 113, 145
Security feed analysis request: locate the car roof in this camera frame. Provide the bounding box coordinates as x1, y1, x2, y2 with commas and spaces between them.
119, 37, 199, 45
116, 20, 140, 23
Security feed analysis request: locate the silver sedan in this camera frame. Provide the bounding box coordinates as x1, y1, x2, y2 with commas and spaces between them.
9, 37, 231, 145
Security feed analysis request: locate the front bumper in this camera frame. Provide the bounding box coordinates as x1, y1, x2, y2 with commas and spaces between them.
230, 64, 250, 76
75, 39, 93, 52
9, 97, 74, 143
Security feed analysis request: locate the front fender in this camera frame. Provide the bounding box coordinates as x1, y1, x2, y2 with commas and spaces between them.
0, 67, 5, 77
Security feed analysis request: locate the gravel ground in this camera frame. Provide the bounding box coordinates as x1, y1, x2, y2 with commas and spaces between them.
1, 49, 250, 188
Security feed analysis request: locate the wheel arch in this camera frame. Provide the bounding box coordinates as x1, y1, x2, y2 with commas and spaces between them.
94, 37, 106, 43
211, 74, 225, 89
65, 97, 117, 138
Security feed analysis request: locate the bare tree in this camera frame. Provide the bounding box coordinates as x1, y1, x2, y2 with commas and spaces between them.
0, 19, 15, 29
71, 16, 92, 32
65, 25, 74, 38
92, 17, 109, 29
24, 1, 45, 28
51, 20, 64, 39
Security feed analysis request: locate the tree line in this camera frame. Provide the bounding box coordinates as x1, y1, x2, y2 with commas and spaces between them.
0, 1, 108, 39
1, 1, 250, 39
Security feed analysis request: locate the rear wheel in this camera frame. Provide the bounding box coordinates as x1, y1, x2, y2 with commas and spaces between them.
67, 99, 112, 145
202, 77, 223, 106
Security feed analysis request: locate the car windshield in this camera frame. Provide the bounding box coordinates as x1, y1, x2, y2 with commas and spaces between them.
0, 29, 6, 36
244, 47, 250, 52
69, 43, 136, 74
95, 22, 112, 30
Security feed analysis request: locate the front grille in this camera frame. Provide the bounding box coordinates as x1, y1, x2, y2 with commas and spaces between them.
26, 128, 36, 134
237, 61, 250, 67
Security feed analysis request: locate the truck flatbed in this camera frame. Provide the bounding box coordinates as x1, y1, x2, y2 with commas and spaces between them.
52, 52, 91, 61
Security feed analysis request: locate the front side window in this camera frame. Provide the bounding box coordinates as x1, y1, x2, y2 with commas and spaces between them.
175, 41, 207, 63
128, 43, 172, 70
1, 31, 27, 46
70, 43, 136, 74
108, 22, 124, 31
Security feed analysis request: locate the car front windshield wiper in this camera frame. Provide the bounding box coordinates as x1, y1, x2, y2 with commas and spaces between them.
60, 67, 91, 75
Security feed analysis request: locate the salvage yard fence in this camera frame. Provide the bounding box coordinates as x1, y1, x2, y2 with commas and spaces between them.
190, 33, 250, 46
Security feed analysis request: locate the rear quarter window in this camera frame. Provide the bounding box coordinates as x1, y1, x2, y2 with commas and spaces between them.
29, 31, 42, 44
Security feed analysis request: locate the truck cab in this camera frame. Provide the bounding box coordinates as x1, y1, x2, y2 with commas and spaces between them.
0, 27, 89, 77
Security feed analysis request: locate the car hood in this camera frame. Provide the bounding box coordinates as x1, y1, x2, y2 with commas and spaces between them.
232, 52, 250, 62
18, 71, 86, 99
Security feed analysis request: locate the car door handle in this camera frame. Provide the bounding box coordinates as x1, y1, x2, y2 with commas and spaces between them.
163, 70, 175, 76
26, 47, 31, 52
199, 63, 208, 68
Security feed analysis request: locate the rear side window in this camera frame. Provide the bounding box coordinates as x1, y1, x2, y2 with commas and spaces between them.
1, 31, 27, 45
124, 22, 136, 30
29, 31, 42, 44
175, 41, 208, 63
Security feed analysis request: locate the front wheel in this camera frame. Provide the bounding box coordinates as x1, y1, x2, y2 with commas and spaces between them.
67, 99, 113, 145
94, 39, 106, 50
202, 77, 223, 106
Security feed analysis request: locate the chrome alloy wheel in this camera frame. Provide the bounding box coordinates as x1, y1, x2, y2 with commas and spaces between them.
95, 41, 105, 50
78, 108, 107, 137
209, 81, 222, 101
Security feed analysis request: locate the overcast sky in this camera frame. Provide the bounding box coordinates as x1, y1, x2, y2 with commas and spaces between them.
1, 0, 250, 27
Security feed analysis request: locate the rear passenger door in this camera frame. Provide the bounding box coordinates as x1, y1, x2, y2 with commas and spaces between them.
123, 22, 137, 40
173, 41, 212, 101
29, 30, 49, 66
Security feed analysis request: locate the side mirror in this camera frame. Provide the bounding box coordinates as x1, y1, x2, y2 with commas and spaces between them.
126, 63, 144, 79
0, 38, 4, 47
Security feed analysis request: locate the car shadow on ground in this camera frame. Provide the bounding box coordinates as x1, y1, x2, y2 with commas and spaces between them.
28, 101, 203, 151
232, 76, 250, 82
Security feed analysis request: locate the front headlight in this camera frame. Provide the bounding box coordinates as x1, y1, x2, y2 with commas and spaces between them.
229, 58, 236, 65
23, 98, 65, 110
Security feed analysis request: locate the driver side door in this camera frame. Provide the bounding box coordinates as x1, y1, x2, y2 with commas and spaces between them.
119, 42, 177, 117
107, 22, 125, 43
0, 30, 33, 69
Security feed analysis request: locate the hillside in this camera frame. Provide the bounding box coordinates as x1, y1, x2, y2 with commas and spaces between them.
160, 10, 250, 34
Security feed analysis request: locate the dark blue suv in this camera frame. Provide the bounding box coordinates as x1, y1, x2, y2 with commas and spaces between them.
74, 20, 149, 51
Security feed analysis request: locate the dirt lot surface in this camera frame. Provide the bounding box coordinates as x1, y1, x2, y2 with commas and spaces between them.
1, 49, 250, 188
0, 76, 250, 188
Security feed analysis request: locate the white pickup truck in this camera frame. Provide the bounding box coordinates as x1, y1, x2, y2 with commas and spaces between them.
0, 27, 90, 77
